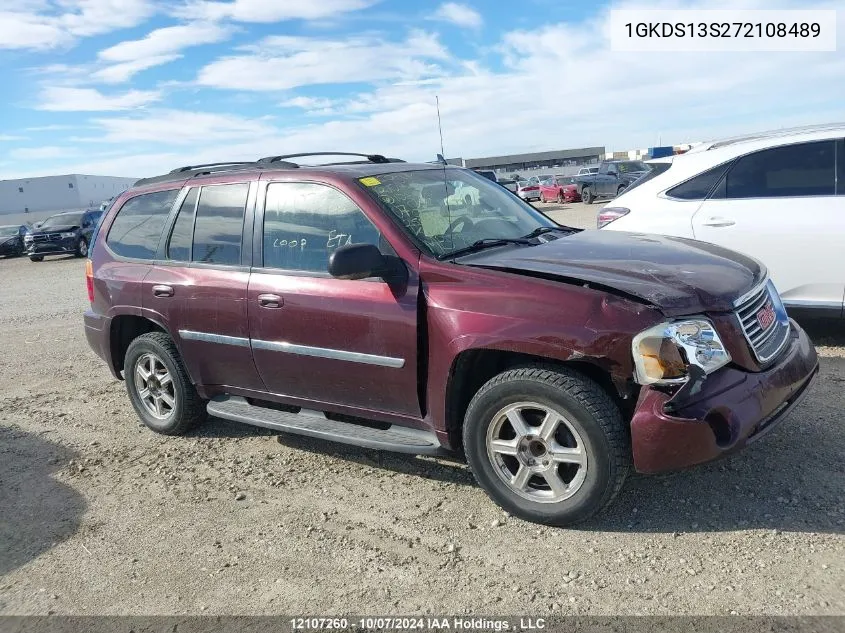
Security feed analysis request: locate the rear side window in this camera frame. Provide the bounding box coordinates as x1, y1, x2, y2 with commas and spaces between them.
106, 189, 179, 259
263, 182, 381, 273
723, 140, 835, 198
192, 183, 248, 265
666, 163, 731, 200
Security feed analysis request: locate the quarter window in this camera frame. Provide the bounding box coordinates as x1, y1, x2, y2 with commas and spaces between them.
723, 141, 835, 199
192, 183, 248, 266
263, 182, 381, 273
106, 189, 179, 259
666, 163, 731, 200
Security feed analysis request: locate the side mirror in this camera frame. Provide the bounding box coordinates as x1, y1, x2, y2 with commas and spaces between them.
328, 243, 390, 280
608, 170, 618, 177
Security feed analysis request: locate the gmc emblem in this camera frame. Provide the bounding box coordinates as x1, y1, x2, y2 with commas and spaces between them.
757, 301, 776, 330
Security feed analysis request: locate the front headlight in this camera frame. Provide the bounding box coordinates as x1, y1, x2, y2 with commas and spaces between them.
60, 232, 76, 238
632, 319, 731, 385
24, 234, 33, 242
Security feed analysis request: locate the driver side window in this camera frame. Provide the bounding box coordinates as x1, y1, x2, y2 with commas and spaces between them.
263, 182, 382, 273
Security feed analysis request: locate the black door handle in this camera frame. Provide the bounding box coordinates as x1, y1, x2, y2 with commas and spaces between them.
152, 284, 174, 297
258, 293, 283, 308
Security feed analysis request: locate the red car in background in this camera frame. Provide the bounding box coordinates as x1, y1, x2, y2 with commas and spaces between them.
540, 175, 580, 203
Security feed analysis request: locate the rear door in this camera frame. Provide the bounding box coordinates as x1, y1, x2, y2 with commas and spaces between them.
692, 139, 843, 312
247, 179, 421, 418
144, 181, 265, 391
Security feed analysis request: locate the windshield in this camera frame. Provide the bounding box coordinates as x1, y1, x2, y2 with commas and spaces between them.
362, 168, 555, 258
40, 213, 83, 228
0, 225, 20, 237
617, 161, 648, 173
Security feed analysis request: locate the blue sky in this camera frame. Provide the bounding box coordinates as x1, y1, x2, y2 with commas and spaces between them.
0, 0, 842, 179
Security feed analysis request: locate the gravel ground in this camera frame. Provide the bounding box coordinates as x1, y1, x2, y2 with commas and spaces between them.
0, 222, 843, 616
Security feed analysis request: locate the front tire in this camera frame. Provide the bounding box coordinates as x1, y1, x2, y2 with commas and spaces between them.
29, 256, 43, 262
124, 332, 206, 435
463, 365, 630, 526
75, 237, 88, 258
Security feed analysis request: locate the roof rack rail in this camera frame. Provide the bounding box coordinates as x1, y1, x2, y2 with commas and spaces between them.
257, 152, 397, 165
168, 162, 256, 174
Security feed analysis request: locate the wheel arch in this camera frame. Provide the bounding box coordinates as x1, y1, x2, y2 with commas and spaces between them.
109, 314, 167, 379
444, 348, 633, 454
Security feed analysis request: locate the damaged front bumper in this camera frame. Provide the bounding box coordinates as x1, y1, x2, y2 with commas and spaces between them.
630, 319, 818, 474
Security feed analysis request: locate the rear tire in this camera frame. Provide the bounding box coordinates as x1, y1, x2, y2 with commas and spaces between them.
29, 256, 43, 262
124, 332, 206, 435
463, 365, 630, 526
557, 191, 565, 204
616, 185, 626, 197
75, 237, 88, 258
581, 187, 594, 204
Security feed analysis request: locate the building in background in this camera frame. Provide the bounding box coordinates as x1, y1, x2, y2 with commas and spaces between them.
462, 147, 606, 174
0, 174, 137, 215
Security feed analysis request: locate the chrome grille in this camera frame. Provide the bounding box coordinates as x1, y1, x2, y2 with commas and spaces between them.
735, 280, 789, 364
32, 233, 62, 242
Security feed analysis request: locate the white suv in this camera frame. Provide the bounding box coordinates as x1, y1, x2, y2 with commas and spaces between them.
599, 124, 845, 317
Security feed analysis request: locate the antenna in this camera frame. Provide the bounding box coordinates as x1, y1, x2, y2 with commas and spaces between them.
436, 95, 453, 251
436, 95, 446, 160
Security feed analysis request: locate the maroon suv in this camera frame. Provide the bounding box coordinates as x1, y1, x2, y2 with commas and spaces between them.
84, 152, 819, 526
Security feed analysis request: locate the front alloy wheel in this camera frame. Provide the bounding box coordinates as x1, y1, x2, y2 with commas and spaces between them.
486, 402, 587, 503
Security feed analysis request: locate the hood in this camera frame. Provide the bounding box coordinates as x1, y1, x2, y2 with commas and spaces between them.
32, 224, 79, 234
460, 230, 764, 317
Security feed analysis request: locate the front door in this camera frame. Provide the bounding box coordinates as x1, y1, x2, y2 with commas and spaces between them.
247, 180, 421, 417
692, 139, 844, 312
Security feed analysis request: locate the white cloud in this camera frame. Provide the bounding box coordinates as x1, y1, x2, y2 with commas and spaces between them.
92, 55, 182, 83
98, 22, 232, 61
88, 110, 277, 144
0, 11, 73, 50
280, 97, 337, 110
171, 0, 380, 23
431, 2, 481, 29
0, 134, 28, 142
37, 86, 162, 111
0, 0, 156, 50
10, 146, 70, 160
197, 31, 449, 91
57, 0, 157, 37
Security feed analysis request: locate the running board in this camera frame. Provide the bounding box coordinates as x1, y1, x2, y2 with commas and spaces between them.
207, 396, 446, 456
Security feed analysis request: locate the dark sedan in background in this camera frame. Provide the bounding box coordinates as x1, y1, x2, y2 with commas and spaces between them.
0, 224, 30, 258
24, 210, 102, 262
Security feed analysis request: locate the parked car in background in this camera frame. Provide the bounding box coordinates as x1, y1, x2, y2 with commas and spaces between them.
577, 160, 649, 204
0, 224, 29, 258
599, 124, 845, 317
25, 209, 102, 262
84, 152, 818, 526
516, 180, 542, 202
497, 178, 519, 193
576, 167, 599, 176
539, 175, 580, 203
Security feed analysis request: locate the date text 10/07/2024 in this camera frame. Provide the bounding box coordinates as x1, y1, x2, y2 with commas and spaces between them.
289, 617, 548, 631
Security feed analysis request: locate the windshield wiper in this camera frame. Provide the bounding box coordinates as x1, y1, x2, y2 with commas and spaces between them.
439, 237, 532, 260
521, 226, 571, 239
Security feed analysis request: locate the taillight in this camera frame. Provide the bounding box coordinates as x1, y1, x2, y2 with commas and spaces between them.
597, 207, 630, 229
525, 186, 539, 191
85, 259, 94, 303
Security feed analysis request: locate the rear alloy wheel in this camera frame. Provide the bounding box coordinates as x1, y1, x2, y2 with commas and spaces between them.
581, 187, 594, 204
75, 237, 88, 258
125, 331, 206, 435
616, 185, 626, 198
463, 365, 630, 526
